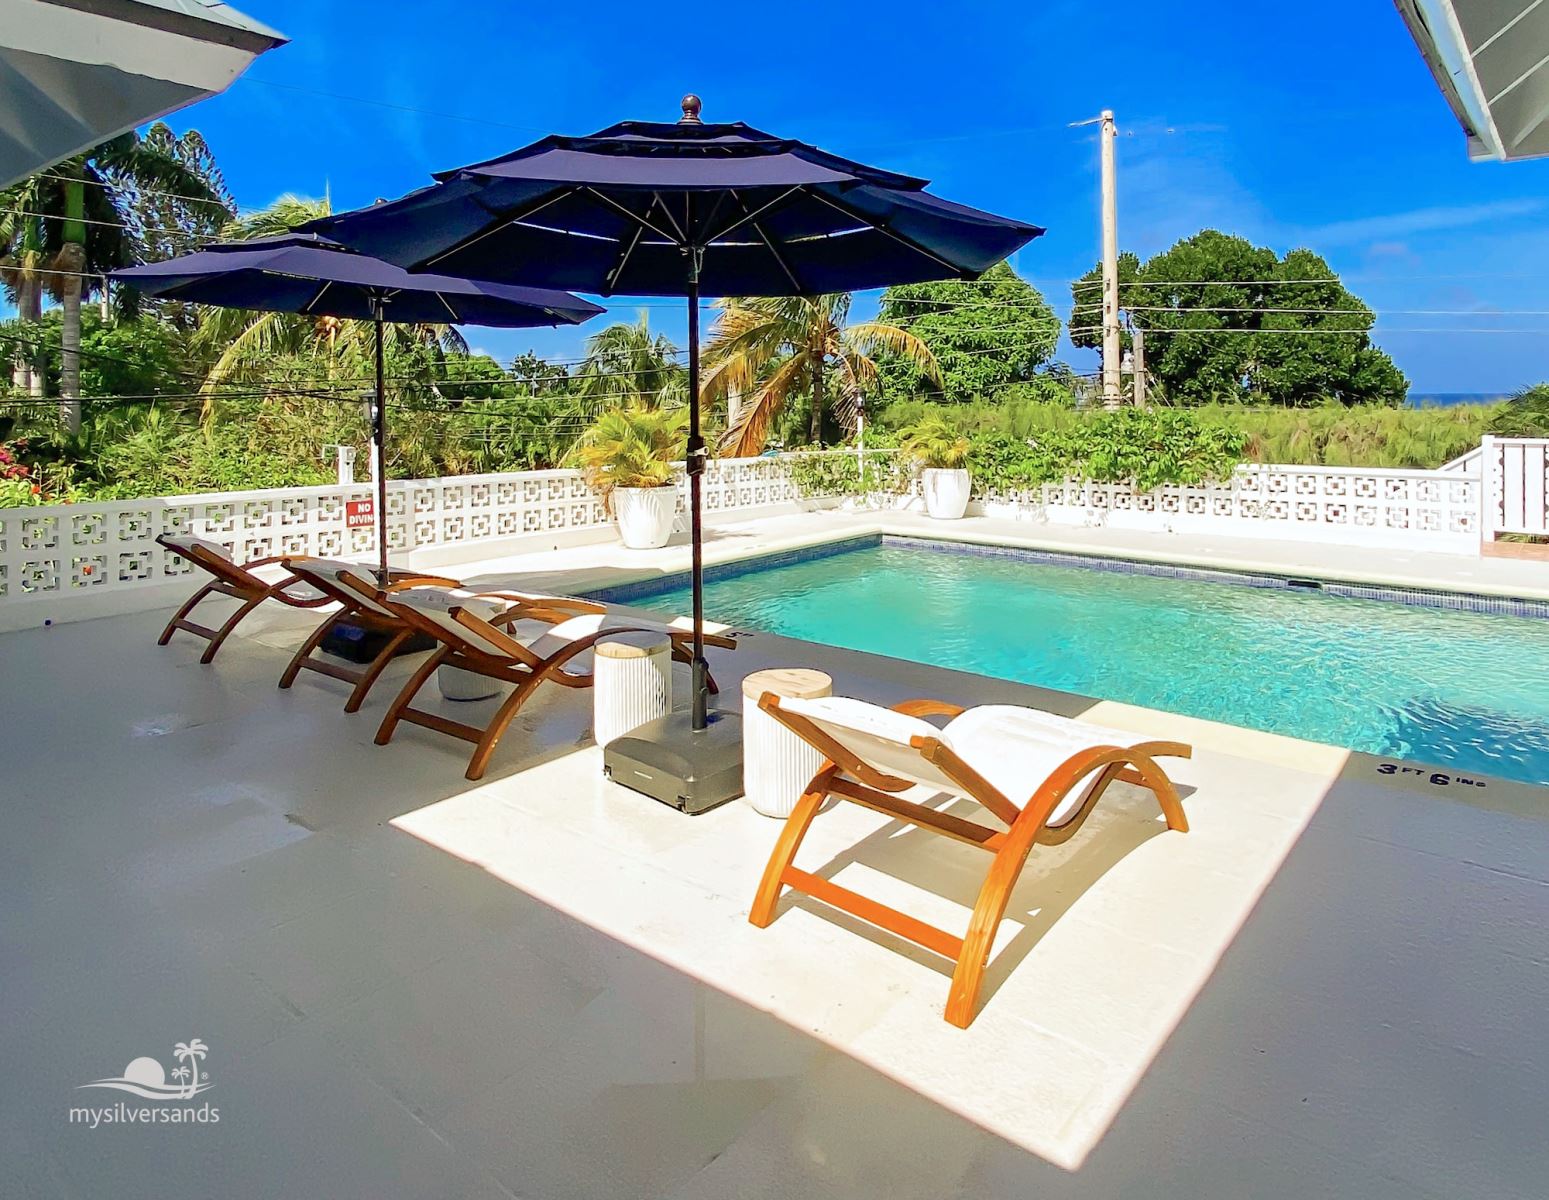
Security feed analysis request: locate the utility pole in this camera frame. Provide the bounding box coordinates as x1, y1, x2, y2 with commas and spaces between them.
1131, 321, 1146, 407
1099, 109, 1121, 409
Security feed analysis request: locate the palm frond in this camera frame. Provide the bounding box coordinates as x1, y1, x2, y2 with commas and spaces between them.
720, 352, 811, 457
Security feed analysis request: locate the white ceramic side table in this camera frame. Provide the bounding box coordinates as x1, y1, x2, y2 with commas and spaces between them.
741, 667, 833, 818
594, 632, 672, 748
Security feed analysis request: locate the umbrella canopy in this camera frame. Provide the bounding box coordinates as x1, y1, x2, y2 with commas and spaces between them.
2, 0, 287, 188
304, 96, 1042, 297
114, 233, 604, 581
309, 96, 1043, 737
113, 232, 605, 325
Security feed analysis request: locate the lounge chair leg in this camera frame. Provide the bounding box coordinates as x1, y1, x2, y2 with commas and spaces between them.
749, 765, 837, 927
199, 592, 267, 664
464, 673, 545, 782
375, 646, 450, 746
343, 628, 412, 714
278, 611, 345, 690
158, 583, 216, 646
944, 814, 1045, 1029
1146, 755, 1189, 829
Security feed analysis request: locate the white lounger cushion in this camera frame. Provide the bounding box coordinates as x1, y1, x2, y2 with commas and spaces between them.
776, 696, 964, 796
780, 696, 1131, 828
943, 706, 1126, 827
161, 533, 233, 561
392, 589, 520, 656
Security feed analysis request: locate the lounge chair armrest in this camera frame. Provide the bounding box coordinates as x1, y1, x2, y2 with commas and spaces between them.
891, 698, 966, 720
383, 573, 463, 591
240, 554, 293, 569
667, 628, 738, 651
473, 592, 607, 615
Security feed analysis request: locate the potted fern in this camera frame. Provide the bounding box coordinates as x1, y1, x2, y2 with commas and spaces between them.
570, 405, 688, 548
899, 416, 974, 519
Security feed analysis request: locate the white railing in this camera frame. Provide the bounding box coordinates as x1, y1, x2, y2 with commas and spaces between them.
0, 447, 1514, 629
0, 454, 836, 628
975, 464, 1482, 553
1481, 435, 1549, 537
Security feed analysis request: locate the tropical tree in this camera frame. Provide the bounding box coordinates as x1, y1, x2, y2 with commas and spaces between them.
1, 126, 233, 429
1070, 230, 1407, 406
172, 1066, 190, 1088
173, 1038, 207, 1098
877, 262, 1059, 404
191, 195, 467, 412
572, 315, 684, 409
703, 293, 941, 456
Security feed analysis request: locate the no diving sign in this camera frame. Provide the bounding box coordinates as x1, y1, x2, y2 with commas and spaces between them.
345, 499, 374, 529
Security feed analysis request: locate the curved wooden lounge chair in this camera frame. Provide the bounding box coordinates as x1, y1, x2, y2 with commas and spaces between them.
156, 534, 335, 664
748, 694, 1192, 1028
374, 590, 735, 781
274, 558, 467, 713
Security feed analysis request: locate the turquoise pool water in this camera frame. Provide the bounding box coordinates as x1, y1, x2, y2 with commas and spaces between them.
628, 541, 1549, 787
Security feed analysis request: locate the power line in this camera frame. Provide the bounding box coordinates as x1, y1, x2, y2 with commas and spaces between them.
33, 170, 242, 216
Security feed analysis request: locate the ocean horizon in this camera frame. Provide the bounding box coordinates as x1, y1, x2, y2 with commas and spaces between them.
1407, 392, 1510, 408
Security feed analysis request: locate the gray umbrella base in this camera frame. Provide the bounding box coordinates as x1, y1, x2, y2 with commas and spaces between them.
603, 709, 744, 815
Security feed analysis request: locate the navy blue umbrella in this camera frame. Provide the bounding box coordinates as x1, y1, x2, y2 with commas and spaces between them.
115, 233, 604, 580
310, 96, 1043, 736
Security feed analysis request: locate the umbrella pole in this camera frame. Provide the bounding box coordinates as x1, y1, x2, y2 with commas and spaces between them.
373, 303, 389, 585
686, 255, 708, 731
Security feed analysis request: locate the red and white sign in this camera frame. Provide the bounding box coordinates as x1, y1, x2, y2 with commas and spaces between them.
345, 498, 375, 529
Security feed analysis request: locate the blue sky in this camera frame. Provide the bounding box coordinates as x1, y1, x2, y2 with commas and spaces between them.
84, 1, 1549, 390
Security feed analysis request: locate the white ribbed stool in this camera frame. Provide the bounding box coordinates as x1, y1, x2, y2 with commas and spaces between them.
593, 632, 672, 748
742, 668, 833, 818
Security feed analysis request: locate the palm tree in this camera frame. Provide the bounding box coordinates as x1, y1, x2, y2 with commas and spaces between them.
171, 1066, 190, 1089
172, 1038, 207, 1099
572, 315, 684, 410
1, 126, 233, 429
701, 293, 941, 456
0, 208, 45, 395
191, 195, 467, 414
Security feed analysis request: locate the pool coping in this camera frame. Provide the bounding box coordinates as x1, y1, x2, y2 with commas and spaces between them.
588, 528, 1549, 619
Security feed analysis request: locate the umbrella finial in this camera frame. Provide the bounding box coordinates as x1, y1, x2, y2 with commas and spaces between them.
679, 94, 703, 125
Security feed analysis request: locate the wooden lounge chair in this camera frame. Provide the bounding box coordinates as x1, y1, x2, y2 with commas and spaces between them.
748, 694, 1192, 1028
274, 558, 466, 713
156, 534, 335, 664
374, 589, 735, 780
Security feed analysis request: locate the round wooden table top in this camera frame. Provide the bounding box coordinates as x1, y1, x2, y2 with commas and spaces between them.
741, 667, 833, 701
594, 631, 670, 660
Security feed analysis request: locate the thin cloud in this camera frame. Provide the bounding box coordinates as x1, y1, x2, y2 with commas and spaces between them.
1300, 199, 1548, 246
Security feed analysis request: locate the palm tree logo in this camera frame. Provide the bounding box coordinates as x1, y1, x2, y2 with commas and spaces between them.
172, 1039, 208, 1100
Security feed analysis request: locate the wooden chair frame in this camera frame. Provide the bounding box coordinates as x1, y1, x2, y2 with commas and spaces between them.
373, 597, 737, 781
156, 535, 333, 664
274, 560, 465, 713
748, 695, 1192, 1028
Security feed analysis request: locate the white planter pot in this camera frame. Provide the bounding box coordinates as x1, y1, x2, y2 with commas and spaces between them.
613, 486, 678, 549
921, 468, 971, 519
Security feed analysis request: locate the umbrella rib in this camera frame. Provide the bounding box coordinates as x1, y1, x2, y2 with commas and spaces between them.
702, 186, 802, 245
423, 187, 579, 269
584, 188, 681, 245
301, 281, 335, 314
806, 190, 969, 277
437, 293, 461, 323
751, 220, 802, 293
605, 222, 646, 292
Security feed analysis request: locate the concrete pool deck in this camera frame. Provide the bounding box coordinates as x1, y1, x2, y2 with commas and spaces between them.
3, 531, 1547, 1197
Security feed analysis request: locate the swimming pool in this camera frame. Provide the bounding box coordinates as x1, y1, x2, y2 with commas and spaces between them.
603, 537, 1549, 788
